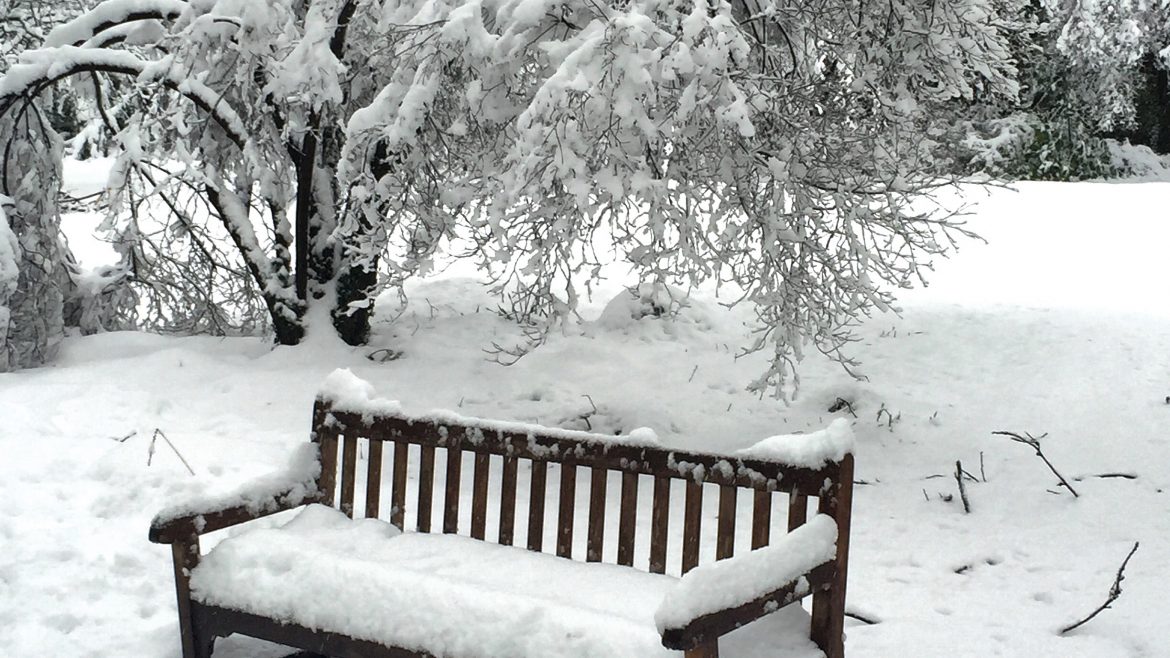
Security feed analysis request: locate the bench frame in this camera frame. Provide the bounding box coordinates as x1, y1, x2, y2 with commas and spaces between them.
151, 399, 854, 658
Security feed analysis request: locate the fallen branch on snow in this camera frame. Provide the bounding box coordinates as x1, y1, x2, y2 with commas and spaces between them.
993, 430, 1079, 498
1060, 542, 1139, 635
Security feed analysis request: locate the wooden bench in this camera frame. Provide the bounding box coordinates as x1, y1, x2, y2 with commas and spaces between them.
150, 382, 854, 658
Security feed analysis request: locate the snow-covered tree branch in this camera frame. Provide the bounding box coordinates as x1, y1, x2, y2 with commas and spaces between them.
0, 0, 1016, 391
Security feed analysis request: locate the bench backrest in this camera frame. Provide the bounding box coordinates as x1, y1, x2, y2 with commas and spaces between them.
311, 399, 853, 580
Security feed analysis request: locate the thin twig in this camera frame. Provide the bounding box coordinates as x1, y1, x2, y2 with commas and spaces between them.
993, 430, 1079, 498
954, 460, 971, 513
1060, 542, 1140, 634
148, 429, 196, 476
845, 609, 880, 625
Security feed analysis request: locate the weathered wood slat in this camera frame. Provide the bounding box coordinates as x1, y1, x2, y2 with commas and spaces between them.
527, 460, 547, 552
617, 472, 638, 567
498, 456, 518, 545
192, 603, 434, 658
716, 485, 736, 560
557, 464, 577, 558
683, 481, 703, 573
751, 490, 771, 549
317, 433, 338, 509
365, 439, 383, 519
586, 467, 607, 562
470, 453, 490, 540
340, 436, 357, 518
683, 640, 720, 658
811, 454, 853, 658
650, 476, 670, 574
417, 445, 435, 532
326, 410, 838, 496
443, 446, 462, 534
391, 442, 408, 529
788, 493, 808, 532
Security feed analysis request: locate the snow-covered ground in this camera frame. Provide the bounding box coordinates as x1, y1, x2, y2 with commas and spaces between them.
2, 173, 1169, 657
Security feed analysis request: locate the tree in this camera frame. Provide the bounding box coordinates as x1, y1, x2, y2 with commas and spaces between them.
1, 0, 1016, 392
960, 0, 1170, 179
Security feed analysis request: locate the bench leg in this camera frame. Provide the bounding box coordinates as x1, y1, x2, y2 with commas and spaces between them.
171, 536, 215, 658
685, 640, 719, 658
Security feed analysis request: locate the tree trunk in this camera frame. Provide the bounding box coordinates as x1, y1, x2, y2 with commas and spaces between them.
332, 254, 377, 345
0, 110, 68, 371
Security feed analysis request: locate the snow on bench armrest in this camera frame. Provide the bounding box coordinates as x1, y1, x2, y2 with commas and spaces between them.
736, 418, 854, 468
654, 514, 838, 634
150, 442, 322, 542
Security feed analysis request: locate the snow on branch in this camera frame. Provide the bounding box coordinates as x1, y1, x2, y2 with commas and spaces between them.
44, 0, 189, 47
0, 46, 248, 150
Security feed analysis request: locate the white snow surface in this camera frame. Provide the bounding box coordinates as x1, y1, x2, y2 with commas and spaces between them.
738, 419, 854, 468
3, 171, 1170, 658
655, 514, 838, 632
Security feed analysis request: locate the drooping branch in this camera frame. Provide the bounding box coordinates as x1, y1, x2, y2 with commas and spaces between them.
0, 49, 248, 151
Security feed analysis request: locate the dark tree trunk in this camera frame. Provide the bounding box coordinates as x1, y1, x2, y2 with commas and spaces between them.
332, 256, 378, 345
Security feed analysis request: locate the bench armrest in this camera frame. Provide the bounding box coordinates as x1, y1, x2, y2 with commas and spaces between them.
655, 514, 839, 650
149, 443, 324, 544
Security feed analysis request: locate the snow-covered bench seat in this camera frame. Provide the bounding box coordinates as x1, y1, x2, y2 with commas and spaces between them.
150, 371, 855, 658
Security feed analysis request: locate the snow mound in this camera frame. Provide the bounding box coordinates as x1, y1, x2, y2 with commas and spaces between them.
595, 283, 716, 333
318, 368, 404, 416
737, 418, 854, 468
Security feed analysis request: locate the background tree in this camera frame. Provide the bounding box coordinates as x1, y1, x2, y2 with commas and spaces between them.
1, 0, 1017, 392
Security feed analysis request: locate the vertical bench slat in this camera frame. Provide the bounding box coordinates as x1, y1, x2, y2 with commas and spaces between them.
586, 468, 607, 562
444, 446, 462, 534
391, 442, 408, 529
649, 476, 670, 574
365, 439, 383, 519
527, 460, 547, 552
340, 436, 357, 518
811, 454, 854, 658
470, 453, 490, 540
682, 481, 703, 573
417, 445, 436, 532
499, 456, 518, 545
616, 472, 638, 567
317, 433, 338, 508
716, 485, 736, 560
751, 489, 771, 549
788, 493, 808, 531
556, 464, 577, 558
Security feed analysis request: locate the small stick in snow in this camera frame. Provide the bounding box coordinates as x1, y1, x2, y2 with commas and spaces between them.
1060, 542, 1139, 635
148, 429, 196, 476
993, 430, 1079, 498
979, 451, 987, 482
845, 609, 880, 625
111, 430, 137, 443
954, 460, 971, 513
688, 365, 698, 382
